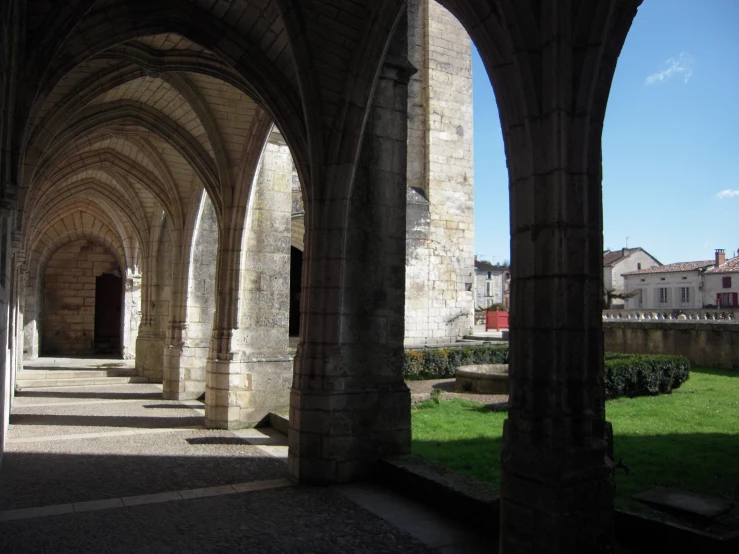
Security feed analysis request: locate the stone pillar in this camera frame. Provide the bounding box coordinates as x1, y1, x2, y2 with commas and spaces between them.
0, 213, 11, 460
484, 2, 642, 552
205, 137, 293, 429
163, 194, 218, 401
22, 275, 39, 359
136, 219, 173, 382
288, 29, 414, 483
122, 270, 141, 360
404, 0, 475, 347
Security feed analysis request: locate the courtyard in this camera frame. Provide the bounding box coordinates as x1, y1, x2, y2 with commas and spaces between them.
411, 366, 739, 536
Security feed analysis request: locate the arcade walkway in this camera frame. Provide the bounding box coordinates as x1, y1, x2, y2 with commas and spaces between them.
0, 359, 488, 553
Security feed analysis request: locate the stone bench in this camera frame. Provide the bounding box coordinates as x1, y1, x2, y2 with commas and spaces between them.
455, 364, 509, 394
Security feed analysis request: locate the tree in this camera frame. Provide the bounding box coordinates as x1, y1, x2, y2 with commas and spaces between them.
603, 288, 639, 310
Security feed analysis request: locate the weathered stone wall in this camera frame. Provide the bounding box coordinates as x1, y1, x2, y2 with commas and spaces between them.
206, 136, 293, 429
604, 321, 739, 369
405, 0, 475, 346
41, 240, 119, 356
135, 220, 174, 381
122, 271, 141, 360
182, 195, 218, 396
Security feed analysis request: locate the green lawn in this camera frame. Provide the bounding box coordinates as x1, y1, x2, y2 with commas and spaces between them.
411, 367, 739, 532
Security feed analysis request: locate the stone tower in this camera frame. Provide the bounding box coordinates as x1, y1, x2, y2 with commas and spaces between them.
405, 0, 475, 346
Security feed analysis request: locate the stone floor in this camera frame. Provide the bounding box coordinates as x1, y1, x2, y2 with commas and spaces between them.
407, 379, 508, 408
0, 358, 492, 553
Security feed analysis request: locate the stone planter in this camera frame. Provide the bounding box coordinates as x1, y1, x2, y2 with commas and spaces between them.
455, 364, 509, 394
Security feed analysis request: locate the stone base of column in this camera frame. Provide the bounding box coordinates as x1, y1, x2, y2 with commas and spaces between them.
287, 384, 411, 484
499, 421, 615, 553
204, 355, 292, 429
162, 345, 207, 400
135, 334, 165, 382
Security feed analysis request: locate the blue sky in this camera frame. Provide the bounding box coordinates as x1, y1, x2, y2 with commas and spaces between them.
472, 0, 739, 265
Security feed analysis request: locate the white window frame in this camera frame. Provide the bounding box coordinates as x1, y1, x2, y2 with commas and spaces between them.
680, 287, 690, 304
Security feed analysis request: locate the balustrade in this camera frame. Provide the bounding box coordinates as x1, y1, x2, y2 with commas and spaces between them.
602, 309, 738, 321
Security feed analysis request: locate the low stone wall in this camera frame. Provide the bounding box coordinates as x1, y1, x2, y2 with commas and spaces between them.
604, 321, 739, 370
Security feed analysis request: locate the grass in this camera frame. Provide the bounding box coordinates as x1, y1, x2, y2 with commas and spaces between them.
411, 367, 739, 533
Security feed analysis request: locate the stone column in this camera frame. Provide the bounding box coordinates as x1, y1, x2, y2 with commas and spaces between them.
205, 137, 293, 429
22, 274, 39, 359
482, 2, 643, 552
163, 214, 215, 401
122, 269, 141, 360
136, 219, 174, 382
288, 35, 415, 483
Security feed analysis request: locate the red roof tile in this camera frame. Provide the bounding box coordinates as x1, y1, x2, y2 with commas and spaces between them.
623, 260, 714, 275
706, 256, 739, 274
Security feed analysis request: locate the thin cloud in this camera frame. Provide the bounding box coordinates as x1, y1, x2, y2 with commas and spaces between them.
645, 53, 694, 85
716, 189, 739, 199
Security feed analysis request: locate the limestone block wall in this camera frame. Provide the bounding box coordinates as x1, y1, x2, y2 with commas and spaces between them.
236, 141, 292, 355
604, 321, 739, 369
122, 272, 141, 359
405, 0, 475, 346
182, 195, 218, 394
135, 221, 174, 381
205, 139, 293, 428
41, 240, 119, 356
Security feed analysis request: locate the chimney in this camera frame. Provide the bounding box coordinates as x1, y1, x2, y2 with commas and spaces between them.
715, 249, 726, 266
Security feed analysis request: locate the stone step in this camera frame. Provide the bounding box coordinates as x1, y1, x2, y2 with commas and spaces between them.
461, 336, 508, 343
17, 368, 138, 380
15, 376, 149, 390
268, 412, 289, 436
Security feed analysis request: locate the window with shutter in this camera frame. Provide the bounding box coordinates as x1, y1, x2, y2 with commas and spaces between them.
723, 276, 732, 288
658, 288, 668, 304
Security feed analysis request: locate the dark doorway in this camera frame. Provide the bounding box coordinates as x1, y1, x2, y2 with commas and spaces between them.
289, 247, 303, 336
94, 272, 122, 355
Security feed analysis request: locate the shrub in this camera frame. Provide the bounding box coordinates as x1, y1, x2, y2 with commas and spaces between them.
404, 345, 508, 380
404, 346, 690, 400
604, 354, 690, 398
404, 350, 426, 380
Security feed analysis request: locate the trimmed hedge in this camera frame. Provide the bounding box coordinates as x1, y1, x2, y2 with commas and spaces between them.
604, 354, 690, 398
404, 345, 508, 380
404, 346, 690, 399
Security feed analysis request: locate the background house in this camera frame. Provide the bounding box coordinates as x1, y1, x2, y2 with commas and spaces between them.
474, 257, 509, 309
603, 247, 661, 308
703, 249, 739, 307
623, 249, 739, 309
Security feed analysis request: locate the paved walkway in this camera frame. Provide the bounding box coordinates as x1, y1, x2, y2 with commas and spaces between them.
407, 379, 508, 408
1, 358, 492, 553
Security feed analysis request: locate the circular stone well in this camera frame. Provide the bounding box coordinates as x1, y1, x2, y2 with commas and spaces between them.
455, 364, 509, 394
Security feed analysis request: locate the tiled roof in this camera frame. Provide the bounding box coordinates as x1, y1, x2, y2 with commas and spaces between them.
623, 260, 714, 276
475, 260, 508, 272
603, 249, 629, 266
705, 256, 739, 274
603, 247, 660, 267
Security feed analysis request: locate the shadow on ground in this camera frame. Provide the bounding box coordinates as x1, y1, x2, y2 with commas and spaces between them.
0, 450, 289, 510
9, 414, 204, 429
15, 391, 161, 400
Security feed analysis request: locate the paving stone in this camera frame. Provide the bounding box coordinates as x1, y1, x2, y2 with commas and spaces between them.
632, 487, 735, 519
